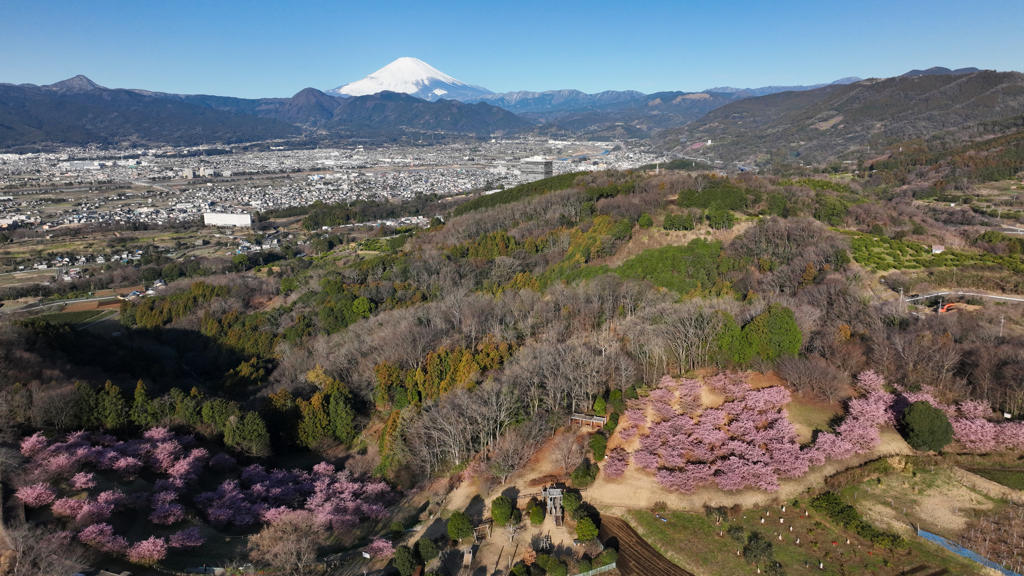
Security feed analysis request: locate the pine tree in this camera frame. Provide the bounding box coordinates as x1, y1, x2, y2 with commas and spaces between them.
98, 381, 126, 431
226, 412, 272, 457
130, 380, 154, 427
75, 381, 100, 428
297, 392, 330, 449
329, 390, 357, 446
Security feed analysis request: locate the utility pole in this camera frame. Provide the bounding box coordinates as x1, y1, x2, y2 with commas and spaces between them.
1000, 315, 1005, 338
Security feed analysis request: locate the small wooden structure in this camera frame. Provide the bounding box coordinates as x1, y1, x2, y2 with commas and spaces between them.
459, 547, 473, 575
474, 520, 492, 541
542, 485, 564, 527
570, 413, 607, 429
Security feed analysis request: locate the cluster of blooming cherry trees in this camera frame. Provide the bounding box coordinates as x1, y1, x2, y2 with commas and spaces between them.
196, 461, 391, 531
607, 369, 1024, 493
622, 373, 812, 493
12, 427, 391, 567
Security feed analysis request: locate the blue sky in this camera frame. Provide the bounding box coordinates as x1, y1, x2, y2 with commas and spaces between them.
1, 0, 1021, 98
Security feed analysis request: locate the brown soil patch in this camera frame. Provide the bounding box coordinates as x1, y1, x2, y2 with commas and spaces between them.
0, 296, 42, 310
527, 475, 562, 488
748, 371, 785, 389
600, 516, 694, 576
699, 387, 725, 408
63, 300, 99, 312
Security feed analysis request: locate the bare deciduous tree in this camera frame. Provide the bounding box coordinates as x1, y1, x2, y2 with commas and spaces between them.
248, 511, 326, 576
552, 431, 584, 475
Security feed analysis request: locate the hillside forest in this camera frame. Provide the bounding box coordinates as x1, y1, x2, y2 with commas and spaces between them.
2, 126, 1024, 576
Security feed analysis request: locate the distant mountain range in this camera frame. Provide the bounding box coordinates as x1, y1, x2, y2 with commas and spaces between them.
0, 76, 528, 149
1, 61, 1019, 156
0, 76, 299, 149
656, 69, 1024, 164
704, 77, 862, 97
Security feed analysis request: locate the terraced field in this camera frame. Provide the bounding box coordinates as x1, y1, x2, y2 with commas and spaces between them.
599, 516, 694, 576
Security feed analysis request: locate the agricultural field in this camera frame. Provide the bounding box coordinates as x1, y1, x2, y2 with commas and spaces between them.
622, 461, 993, 576
30, 309, 115, 327
847, 231, 1024, 273
966, 468, 1024, 491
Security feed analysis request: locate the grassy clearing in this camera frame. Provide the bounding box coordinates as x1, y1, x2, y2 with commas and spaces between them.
786, 397, 840, 444
32, 309, 108, 326
969, 468, 1024, 490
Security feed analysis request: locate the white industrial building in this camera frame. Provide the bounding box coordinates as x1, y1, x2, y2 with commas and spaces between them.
203, 212, 252, 227
520, 157, 553, 183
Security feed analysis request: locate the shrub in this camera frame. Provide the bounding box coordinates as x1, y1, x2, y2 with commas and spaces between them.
901, 401, 954, 452
416, 537, 439, 563
594, 548, 618, 567
447, 511, 474, 541
809, 492, 907, 548
530, 504, 545, 525
608, 389, 625, 413
589, 434, 608, 462
570, 460, 599, 487
638, 213, 653, 229
491, 495, 515, 525
575, 517, 599, 542
742, 531, 774, 567
727, 525, 746, 543
562, 492, 582, 515
393, 545, 417, 576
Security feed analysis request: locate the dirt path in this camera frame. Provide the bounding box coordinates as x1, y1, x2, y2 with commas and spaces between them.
599, 516, 694, 576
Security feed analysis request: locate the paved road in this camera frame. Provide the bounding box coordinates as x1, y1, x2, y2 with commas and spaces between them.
904, 291, 1024, 304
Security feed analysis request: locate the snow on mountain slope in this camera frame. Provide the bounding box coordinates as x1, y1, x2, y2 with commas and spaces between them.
327, 57, 493, 102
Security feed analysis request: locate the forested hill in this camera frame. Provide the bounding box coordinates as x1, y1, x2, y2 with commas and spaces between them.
4, 164, 1024, 574
0, 81, 300, 149
657, 70, 1024, 166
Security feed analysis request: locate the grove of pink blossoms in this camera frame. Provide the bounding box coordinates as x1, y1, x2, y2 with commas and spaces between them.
624, 372, 810, 494
196, 462, 391, 532
613, 369, 1024, 494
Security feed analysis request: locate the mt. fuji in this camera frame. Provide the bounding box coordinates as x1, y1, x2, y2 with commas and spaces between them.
327, 57, 493, 102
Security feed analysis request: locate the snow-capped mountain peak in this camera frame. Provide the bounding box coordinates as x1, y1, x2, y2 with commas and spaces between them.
326, 57, 493, 102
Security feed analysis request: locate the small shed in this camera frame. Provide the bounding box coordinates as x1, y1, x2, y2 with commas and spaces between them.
570, 413, 607, 429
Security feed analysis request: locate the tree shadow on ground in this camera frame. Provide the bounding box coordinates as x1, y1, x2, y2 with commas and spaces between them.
500, 485, 520, 501
464, 494, 486, 522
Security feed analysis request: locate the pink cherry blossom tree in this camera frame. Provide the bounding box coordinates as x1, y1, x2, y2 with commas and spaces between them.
168, 527, 206, 548
20, 432, 49, 458
127, 536, 167, 566
366, 537, 395, 558
16, 483, 56, 507
78, 523, 129, 555
70, 472, 97, 490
